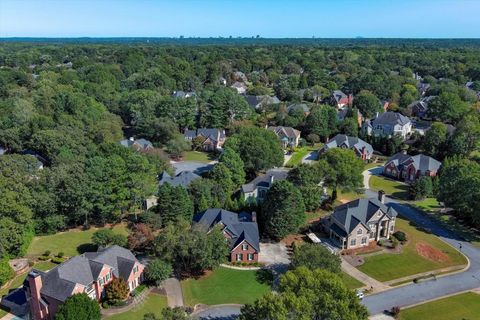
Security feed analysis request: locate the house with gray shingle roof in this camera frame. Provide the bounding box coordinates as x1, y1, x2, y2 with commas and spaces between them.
245, 95, 280, 110
184, 128, 226, 151
193, 208, 260, 263
287, 103, 310, 116
159, 170, 201, 188
24, 245, 144, 320
267, 126, 301, 148
326, 193, 397, 250
119, 137, 154, 152
362, 111, 412, 140
320, 134, 373, 160
384, 151, 441, 182
241, 169, 289, 203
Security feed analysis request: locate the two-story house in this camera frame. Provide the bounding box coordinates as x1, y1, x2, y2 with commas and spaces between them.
25, 246, 144, 320
119, 137, 154, 152
241, 169, 288, 203
362, 111, 412, 140
326, 192, 398, 250
329, 90, 353, 109
383, 151, 441, 182
319, 134, 373, 160
267, 126, 301, 148
184, 128, 226, 151
193, 209, 260, 263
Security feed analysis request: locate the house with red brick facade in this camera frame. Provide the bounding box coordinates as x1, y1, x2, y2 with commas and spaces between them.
24, 245, 144, 320
193, 208, 260, 263
383, 151, 441, 182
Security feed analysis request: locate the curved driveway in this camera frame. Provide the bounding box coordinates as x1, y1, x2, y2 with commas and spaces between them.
361, 169, 480, 314
194, 305, 241, 320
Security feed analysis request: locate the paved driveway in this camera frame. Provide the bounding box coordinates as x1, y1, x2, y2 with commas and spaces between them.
302, 150, 318, 164
361, 187, 480, 315
194, 305, 241, 320
259, 242, 290, 266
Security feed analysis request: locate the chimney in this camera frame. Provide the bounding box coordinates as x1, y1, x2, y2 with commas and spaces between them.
27, 271, 45, 320
251, 211, 257, 222
378, 190, 385, 204
129, 137, 134, 142
401, 149, 407, 155
375, 112, 379, 119
269, 175, 274, 185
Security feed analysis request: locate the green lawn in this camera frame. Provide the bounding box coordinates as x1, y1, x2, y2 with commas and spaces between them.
285, 145, 320, 167
106, 292, 168, 320
358, 219, 467, 283
400, 292, 480, 320
183, 151, 214, 163
340, 272, 364, 289
0, 261, 56, 297
181, 267, 271, 306
369, 175, 409, 200
27, 224, 129, 257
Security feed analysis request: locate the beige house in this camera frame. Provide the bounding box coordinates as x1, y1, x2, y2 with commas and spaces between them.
326, 192, 397, 250
267, 126, 301, 148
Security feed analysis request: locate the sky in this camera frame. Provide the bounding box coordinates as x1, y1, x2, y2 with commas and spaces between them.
1, 0, 479, 38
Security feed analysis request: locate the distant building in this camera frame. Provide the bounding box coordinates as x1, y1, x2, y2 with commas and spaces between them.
193, 209, 260, 263
320, 134, 373, 160
329, 90, 353, 109
159, 170, 201, 188
172, 90, 196, 99
287, 103, 310, 116
245, 95, 280, 110
119, 137, 154, 152
20, 150, 47, 170
407, 96, 436, 118
268, 126, 301, 148
230, 81, 247, 94
362, 112, 412, 140
184, 128, 226, 151
241, 169, 289, 203
383, 151, 441, 182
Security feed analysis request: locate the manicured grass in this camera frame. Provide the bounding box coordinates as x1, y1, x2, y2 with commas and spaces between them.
27, 224, 129, 257
0, 307, 8, 318
181, 267, 271, 306
357, 219, 467, 283
412, 198, 442, 213
364, 162, 383, 171
340, 272, 364, 289
400, 292, 480, 320
0, 262, 56, 297
107, 292, 168, 320
183, 151, 214, 163
369, 175, 409, 200
285, 145, 320, 167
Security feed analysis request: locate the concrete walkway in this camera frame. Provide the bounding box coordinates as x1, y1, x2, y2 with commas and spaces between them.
163, 278, 184, 308
341, 259, 390, 293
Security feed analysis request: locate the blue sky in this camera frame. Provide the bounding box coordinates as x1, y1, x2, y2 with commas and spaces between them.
1, 0, 479, 38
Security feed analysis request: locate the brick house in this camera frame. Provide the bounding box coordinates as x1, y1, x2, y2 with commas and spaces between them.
193, 208, 260, 263
184, 128, 226, 151
329, 90, 353, 109
384, 151, 441, 182
326, 192, 398, 250
24, 246, 144, 320
319, 134, 373, 161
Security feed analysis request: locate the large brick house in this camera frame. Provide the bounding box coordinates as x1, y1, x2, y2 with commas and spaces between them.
384, 151, 441, 182
184, 128, 226, 151
193, 208, 260, 263
326, 192, 398, 250
319, 134, 373, 160
25, 246, 144, 320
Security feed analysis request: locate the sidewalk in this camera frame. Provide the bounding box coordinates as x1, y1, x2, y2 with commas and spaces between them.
341, 258, 390, 293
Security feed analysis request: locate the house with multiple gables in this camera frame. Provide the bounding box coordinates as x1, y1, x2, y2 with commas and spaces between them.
319, 134, 373, 160
119, 137, 154, 152
329, 90, 353, 109
384, 151, 441, 182
362, 111, 412, 140
407, 96, 436, 118
245, 95, 280, 110
184, 128, 226, 151
159, 170, 201, 188
193, 209, 260, 263
287, 103, 310, 116
25, 246, 144, 320
241, 169, 289, 203
326, 192, 398, 250
267, 126, 301, 148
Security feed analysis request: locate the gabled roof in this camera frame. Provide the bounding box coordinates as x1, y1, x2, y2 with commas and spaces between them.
386, 152, 441, 173
372, 112, 411, 126
184, 128, 225, 142
268, 126, 301, 139
332, 198, 397, 235
193, 208, 260, 252
241, 169, 288, 193
332, 90, 347, 103
159, 170, 201, 188
321, 134, 373, 156
245, 95, 280, 109
287, 103, 310, 114
119, 138, 153, 150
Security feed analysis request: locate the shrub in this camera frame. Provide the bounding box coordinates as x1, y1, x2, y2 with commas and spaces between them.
105, 278, 130, 304
391, 237, 399, 248
52, 257, 65, 264
393, 231, 407, 242
0, 258, 14, 287
38, 256, 50, 261
55, 293, 101, 320
57, 252, 65, 258
28, 260, 35, 267
145, 259, 172, 286
43, 250, 51, 256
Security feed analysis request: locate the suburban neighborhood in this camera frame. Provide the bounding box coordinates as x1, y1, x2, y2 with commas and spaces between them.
1, 2, 480, 320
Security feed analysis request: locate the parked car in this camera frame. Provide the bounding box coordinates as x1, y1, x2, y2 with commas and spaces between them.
356, 290, 364, 300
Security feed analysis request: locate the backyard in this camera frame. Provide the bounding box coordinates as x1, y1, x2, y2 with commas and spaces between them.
0, 261, 56, 297
357, 218, 467, 283
285, 145, 320, 167
182, 150, 215, 163
27, 224, 129, 257
181, 267, 271, 306
369, 175, 409, 200
106, 292, 168, 320
400, 292, 480, 320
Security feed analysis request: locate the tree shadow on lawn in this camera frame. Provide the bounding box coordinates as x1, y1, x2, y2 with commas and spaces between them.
76, 243, 98, 254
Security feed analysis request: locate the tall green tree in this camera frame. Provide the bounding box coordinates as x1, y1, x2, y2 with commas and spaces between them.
291, 243, 341, 274
353, 90, 381, 118
305, 105, 338, 140
154, 183, 194, 225
219, 147, 246, 188
422, 122, 448, 158
55, 293, 101, 320
427, 92, 471, 123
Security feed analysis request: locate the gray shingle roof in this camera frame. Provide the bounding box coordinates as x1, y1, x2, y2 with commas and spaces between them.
386, 152, 441, 173
332, 198, 397, 235
332, 90, 347, 103
159, 170, 201, 188
321, 134, 373, 157
184, 128, 225, 142
193, 208, 260, 252
267, 126, 301, 139
119, 138, 153, 150
287, 103, 310, 114
245, 95, 280, 109
241, 169, 288, 193
372, 112, 411, 126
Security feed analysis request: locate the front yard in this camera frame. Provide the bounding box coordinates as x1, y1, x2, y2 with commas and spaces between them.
340, 272, 364, 289
27, 224, 129, 257
369, 175, 409, 200
400, 292, 480, 320
357, 218, 467, 283
182, 151, 215, 163
106, 292, 168, 320
181, 267, 271, 306
285, 145, 320, 167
